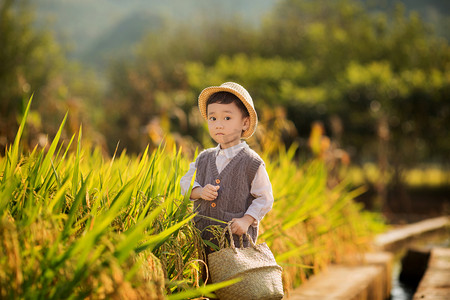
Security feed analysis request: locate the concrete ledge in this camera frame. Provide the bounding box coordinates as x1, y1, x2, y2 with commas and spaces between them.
288, 252, 392, 300
287, 217, 448, 299
413, 247, 450, 300
364, 252, 393, 297
374, 216, 449, 251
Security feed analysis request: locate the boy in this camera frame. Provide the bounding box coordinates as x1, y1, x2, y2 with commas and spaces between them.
180, 82, 273, 255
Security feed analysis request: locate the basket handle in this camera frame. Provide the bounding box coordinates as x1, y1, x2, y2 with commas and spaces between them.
221, 221, 256, 250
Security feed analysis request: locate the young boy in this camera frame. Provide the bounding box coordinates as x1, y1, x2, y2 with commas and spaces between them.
180, 82, 273, 255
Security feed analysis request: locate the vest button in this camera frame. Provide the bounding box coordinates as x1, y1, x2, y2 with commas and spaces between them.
215, 179, 220, 184
211, 202, 216, 208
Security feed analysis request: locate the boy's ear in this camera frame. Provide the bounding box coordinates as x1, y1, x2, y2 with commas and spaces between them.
242, 116, 250, 131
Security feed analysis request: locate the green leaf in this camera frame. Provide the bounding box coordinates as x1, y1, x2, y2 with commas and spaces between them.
6, 95, 33, 179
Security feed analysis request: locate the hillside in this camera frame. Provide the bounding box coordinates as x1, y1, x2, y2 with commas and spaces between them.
33, 0, 276, 66
32, 0, 449, 69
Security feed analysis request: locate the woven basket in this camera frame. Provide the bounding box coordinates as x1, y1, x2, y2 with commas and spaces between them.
208, 225, 284, 300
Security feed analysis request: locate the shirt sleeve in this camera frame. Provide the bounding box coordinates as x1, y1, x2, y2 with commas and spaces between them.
244, 163, 274, 226
179, 161, 201, 198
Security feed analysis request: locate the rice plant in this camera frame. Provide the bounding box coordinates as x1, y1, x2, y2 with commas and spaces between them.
259, 146, 385, 289
0, 97, 385, 298
0, 98, 224, 299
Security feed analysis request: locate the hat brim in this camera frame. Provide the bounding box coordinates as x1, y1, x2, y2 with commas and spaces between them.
198, 86, 257, 139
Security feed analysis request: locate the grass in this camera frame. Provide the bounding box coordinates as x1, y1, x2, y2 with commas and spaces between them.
0, 97, 386, 298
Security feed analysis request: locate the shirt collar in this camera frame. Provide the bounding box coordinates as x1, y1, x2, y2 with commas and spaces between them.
215, 142, 248, 159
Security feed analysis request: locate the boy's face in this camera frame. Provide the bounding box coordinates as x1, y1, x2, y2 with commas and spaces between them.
207, 102, 250, 149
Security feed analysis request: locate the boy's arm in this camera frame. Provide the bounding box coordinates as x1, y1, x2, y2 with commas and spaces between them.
231, 215, 256, 235
190, 185, 220, 201
231, 163, 273, 235
190, 187, 202, 199
244, 164, 274, 225
180, 159, 220, 201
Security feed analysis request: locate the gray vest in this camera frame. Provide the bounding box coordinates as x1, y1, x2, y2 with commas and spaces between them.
193, 147, 263, 248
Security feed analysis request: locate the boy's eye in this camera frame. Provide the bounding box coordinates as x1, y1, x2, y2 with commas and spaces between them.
209, 117, 216, 121
225, 117, 231, 120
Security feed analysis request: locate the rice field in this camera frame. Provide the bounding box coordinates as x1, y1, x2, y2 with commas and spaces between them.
0, 99, 385, 299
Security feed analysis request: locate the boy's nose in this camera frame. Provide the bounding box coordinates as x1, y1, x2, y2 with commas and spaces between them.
215, 121, 224, 129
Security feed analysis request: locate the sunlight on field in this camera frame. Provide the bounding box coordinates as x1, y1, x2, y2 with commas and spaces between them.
405, 167, 450, 187
347, 164, 450, 187
0, 99, 386, 298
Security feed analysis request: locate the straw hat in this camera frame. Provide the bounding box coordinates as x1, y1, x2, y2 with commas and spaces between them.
198, 82, 258, 139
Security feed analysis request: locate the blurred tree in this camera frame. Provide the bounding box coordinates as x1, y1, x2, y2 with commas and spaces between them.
337, 61, 449, 209
0, 0, 56, 152
0, 0, 104, 154
104, 0, 449, 187
261, 0, 450, 166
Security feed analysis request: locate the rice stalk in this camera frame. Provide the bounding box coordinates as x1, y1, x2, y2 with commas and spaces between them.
0, 96, 386, 298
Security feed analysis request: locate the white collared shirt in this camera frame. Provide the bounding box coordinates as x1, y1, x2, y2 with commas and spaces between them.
180, 142, 274, 224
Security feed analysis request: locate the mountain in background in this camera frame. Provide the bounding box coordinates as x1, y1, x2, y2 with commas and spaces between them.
33, 0, 277, 67
79, 10, 164, 67
33, 0, 449, 69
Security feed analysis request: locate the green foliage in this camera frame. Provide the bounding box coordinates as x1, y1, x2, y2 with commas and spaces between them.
0, 0, 55, 150
2, 0, 449, 226
0, 98, 199, 298
0, 0, 103, 155
104, 0, 449, 170
3, 0, 449, 168
0, 98, 385, 296
259, 145, 384, 287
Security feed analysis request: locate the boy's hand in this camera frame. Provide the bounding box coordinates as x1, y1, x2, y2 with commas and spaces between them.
230, 215, 256, 236
199, 184, 220, 201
